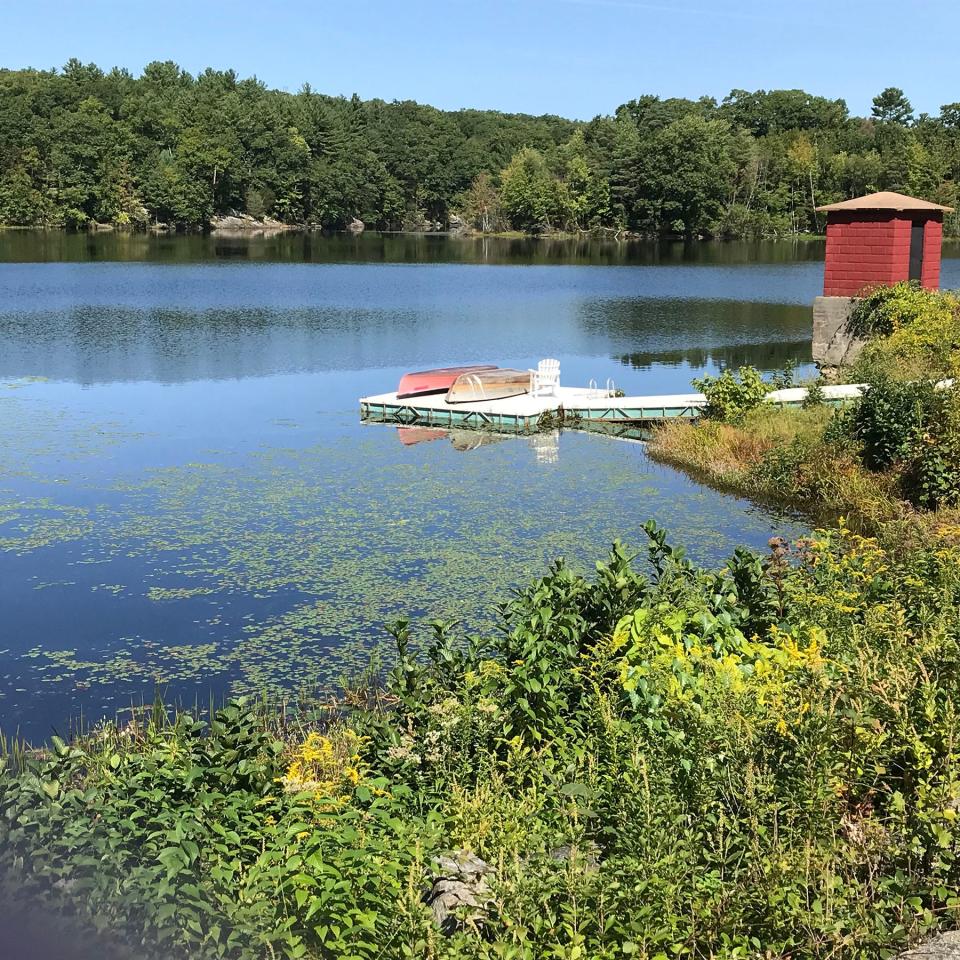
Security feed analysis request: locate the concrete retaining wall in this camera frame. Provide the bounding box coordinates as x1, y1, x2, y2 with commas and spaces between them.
812, 296, 865, 370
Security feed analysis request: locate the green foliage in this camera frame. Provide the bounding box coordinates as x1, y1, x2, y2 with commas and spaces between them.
849, 282, 957, 339
0, 699, 430, 959
828, 286, 960, 510
693, 364, 768, 422
720, 88, 848, 135
620, 114, 740, 237
0, 164, 52, 224
498, 148, 564, 233
830, 286, 960, 509
1, 65, 959, 235
458, 172, 501, 232
365, 529, 960, 957
802, 379, 826, 408
872, 86, 914, 126
904, 427, 960, 510
7, 528, 960, 956
0, 63, 577, 230
847, 376, 945, 470
851, 284, 960, 382
891, 388, 960, 510
768, 357, 797, 390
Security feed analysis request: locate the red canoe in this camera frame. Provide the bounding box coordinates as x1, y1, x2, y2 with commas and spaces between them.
397, 365, 496, 399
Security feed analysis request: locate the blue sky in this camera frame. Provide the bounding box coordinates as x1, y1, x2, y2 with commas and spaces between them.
3, 0, 958, 120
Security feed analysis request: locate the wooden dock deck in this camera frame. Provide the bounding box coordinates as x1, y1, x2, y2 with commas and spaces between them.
359, 383, 865, 432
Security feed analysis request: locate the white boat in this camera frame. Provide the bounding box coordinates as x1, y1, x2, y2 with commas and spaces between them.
445, 368, 531, 404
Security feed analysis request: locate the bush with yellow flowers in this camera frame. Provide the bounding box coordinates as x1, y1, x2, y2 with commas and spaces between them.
281, 728, 365, 796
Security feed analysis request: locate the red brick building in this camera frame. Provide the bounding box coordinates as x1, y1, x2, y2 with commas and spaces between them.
816, 191, 953, 297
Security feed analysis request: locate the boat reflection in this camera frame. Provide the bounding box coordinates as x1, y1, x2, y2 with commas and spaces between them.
396, 426, 448, 446
395, 426, 507, 451
393, 422, 649, 459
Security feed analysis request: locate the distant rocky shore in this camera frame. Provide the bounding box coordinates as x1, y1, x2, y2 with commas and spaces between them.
8, 214, 652, 240
205, 211, 470, 236
208, 212, 296, 235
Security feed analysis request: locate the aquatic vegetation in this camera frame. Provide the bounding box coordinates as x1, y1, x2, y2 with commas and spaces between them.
35, 648, 146, 686
1, 408, 799, 734
5, 528, 960, 958
146, 585, 216, 601
0, 499, 93, 553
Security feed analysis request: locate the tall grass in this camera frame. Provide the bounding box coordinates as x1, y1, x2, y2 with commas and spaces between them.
648, 406, 905, 529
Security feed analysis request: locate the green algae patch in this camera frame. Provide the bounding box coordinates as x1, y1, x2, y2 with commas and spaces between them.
1, 410, 803, 717
0, 499, 93, 553
146, 585, 217, 601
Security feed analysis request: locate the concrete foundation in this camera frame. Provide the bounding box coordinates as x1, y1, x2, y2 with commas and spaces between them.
812, 296, 864, 370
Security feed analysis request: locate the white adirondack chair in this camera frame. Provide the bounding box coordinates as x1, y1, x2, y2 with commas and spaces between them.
529, 358, 560, 397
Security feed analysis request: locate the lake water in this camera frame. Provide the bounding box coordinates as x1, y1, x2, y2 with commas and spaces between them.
3, 233, 956, 740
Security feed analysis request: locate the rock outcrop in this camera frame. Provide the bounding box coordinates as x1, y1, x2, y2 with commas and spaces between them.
423, 850, 494, 935
448, 214, 473, 235
210, 212, 292, 234
899, 932, 960, 960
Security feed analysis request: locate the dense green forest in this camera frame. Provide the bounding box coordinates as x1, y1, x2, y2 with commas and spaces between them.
2, 59, 960, 237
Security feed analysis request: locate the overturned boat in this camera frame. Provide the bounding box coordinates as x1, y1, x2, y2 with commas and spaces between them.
445, 368, 532, 404
397, 364, 496, 399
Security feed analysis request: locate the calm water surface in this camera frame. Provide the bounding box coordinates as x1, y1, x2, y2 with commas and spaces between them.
3, 233, 956, 739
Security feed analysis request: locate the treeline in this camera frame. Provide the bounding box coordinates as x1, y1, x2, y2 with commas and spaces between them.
2, 60, 960, 237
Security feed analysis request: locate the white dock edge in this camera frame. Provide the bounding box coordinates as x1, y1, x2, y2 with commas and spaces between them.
359, 383, 868, 430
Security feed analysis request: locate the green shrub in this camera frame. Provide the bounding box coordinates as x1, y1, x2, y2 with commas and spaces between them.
767, 358, 797, 390
850, 284, 960, 382
693, 365, 768, 422
801, 379, 825, 408
848, 281, 953, 338
904, 430, 960, 509
847, 376, 945, 470
0, 700, 429, 960
748, 432, 816, 493
897, 391, 960, 509
368, 528, 960, 958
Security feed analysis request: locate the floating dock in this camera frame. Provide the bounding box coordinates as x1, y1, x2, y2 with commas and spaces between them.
359, 383, 865, 432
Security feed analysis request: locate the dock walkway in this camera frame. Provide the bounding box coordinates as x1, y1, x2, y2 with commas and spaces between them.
359, 384, 865, 433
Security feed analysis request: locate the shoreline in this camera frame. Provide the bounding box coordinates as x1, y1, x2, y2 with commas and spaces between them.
0, 221, 830, 243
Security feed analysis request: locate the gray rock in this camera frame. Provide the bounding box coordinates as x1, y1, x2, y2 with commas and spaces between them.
210, 213, 292, 234
899, 932, 960, 960
424, 849, 494, 935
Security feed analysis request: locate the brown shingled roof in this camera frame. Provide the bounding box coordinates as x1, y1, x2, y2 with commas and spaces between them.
816, 190, 954, 213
